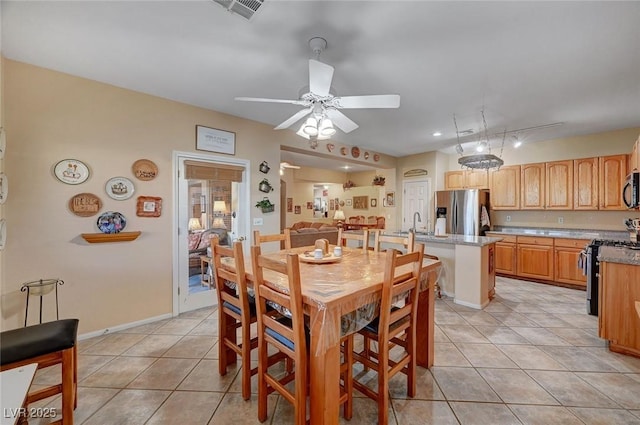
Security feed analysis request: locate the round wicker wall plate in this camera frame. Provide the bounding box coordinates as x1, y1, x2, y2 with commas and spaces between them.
351, 147, 360, 158
68, 193, 102, 217
132, 159, 158, 181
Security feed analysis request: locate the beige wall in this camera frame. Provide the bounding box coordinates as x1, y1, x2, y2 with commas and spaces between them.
0, 59, 307, 333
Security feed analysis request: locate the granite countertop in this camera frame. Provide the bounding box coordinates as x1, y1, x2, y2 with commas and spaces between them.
598, 245, 640, 266
383, 231, 501, 247
488, 227, 629, 241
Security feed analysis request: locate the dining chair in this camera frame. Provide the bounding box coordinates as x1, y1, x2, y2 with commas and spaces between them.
338, 228, 370, 251
352, 243, 425, 425
253, 228, 292, 251
250, 245, 308, 423
373, 231, 415, 253
251, 246, 353, 423
211, 239, 258, 400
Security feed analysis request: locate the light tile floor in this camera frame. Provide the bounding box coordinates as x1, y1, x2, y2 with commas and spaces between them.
28, 276, 640, 424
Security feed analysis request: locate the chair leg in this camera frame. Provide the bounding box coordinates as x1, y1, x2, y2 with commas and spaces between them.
377, 349, 390, 425
73, 345, 78, 409
241, 320, 252, 400
61, 347, 75, 425
218, 311, 228, 376
342, 335, 353, 420
258, 341, 268, 422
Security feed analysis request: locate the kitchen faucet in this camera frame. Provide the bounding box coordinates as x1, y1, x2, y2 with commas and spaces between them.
410, 212, 421, 233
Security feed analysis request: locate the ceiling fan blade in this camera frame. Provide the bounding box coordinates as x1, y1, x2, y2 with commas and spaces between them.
280, 162, 301, 169
334, 94, 401, 109
309, 59, 334, 97
325, 109, 359, 133
235, 96, 305, 105
274, 107, 314, 130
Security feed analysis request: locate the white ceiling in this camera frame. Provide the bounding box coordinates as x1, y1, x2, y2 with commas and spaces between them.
3, 1, 640, 164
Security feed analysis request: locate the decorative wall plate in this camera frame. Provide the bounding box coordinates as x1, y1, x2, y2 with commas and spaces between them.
96, 211, 127, 234
364, 151, 370, 160
131, 159, 158, 181
68, 193, 102, 217
105, 177, 135, 200
0, 219, 5, 250
326, 143, 335, 152
340, 147, 347, 156
351, 146, 360, 158
54, 159, 90, 185
0, 173, 7, 205
373, 154, 381, 162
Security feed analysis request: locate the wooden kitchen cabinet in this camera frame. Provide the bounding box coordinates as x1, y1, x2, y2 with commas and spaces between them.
546, 160, 573, 209
488, 233, 517, 275
444, 170, 488, 190
521, 163, 546, 209
598, 154, 627, 210
516, 236, 554, 281
599, 261, 640, 358
630, 136, 640, 172
489, 165, 520, 210
574, 157, 599, 210
553, 238, 587, 286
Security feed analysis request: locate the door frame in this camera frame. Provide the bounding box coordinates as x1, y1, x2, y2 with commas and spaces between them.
172, 150, 251, 316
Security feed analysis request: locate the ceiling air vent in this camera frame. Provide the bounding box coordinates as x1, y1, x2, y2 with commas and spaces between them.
212, 0, 265, 21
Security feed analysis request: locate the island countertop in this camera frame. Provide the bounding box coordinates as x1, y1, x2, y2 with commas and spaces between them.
598, 245, 640, 266
383, 231, 501, 247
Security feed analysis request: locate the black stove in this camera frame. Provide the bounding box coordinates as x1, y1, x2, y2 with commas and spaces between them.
582, 239, 640, 316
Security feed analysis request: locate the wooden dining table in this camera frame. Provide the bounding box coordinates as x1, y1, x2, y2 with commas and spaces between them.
220, 245, 441, 425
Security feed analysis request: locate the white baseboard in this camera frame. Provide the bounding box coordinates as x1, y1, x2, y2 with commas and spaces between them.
78, 313, 173, 340
453, 298, 489, 310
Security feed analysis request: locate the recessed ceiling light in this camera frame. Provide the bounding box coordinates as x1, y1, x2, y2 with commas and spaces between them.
432, 131, 442, 137
342, 165, 350, 170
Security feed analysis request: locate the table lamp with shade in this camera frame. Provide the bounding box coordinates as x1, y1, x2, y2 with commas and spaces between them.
333, 210, 345, 228
212, 200, 228, 229
188, 217, 202, 232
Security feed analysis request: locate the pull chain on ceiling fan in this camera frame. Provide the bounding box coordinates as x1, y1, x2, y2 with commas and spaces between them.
235, 37, 400, 140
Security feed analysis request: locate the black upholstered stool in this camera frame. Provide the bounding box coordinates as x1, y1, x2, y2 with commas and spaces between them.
1, 319, 79, 425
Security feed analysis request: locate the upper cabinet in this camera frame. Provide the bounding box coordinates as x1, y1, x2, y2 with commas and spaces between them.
545, 160, 573, 210
489, 165, 520, 210
630, 136, 640, 172
598, 154, 628, 210
521, 163, 545, 209
444, 170, 489, 190
574, 157, 599, 210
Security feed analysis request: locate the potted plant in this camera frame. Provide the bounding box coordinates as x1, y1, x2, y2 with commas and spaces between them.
343, 180, 356, 190
255, 197, 275, 213
372, 175, 386, 186
259, 178, 274, 193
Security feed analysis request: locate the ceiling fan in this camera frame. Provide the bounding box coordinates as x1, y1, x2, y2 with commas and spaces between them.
235, 37, 400, 140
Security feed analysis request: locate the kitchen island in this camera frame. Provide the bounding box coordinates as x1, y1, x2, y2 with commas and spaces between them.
597, 245, 640, 358
381, 232, 501, 309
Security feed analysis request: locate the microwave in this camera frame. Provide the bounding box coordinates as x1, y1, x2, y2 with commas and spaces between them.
623, 171, 640, 209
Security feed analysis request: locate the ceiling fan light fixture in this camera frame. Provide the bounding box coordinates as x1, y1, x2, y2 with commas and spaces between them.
319, 118, 336, 137
302, 117, 318, 136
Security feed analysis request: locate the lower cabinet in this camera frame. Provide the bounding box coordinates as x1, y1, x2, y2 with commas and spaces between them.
493, 234, 517, 275
517, 241, 554, 281
554, 238, 588, 286
599, 261, 640, 357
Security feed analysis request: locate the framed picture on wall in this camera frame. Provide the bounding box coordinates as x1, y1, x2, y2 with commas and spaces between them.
196, 125, 236, 155
287, 197, 293, 212
383, 191, 395, 207
353, 196, 368, 210
307, 201, 314, 210
371, 198, 377, 208
294, 205, 301, 214
329, 199, 335, 210
345, 199, 352, 207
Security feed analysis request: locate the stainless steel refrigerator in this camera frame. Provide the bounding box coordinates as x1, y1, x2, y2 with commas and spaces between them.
435, 189, 491, 236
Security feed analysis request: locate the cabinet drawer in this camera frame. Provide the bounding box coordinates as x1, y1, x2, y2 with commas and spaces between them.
517, 235, 554, 246
487, 233, 517, 243
554, 238, 588, 249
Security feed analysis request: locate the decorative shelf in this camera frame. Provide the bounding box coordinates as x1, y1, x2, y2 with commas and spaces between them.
81, 231, 141, 243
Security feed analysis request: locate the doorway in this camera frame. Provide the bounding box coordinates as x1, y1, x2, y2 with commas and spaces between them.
402, 179, 432, 232
173, 151, 251, 314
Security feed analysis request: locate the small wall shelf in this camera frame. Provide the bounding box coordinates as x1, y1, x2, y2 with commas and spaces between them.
81, 231, 141, 243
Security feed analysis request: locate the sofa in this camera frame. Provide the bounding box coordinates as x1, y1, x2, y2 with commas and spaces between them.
188, 228, 229, 275
287, 222, 339, 248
